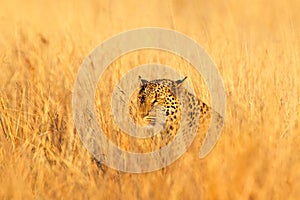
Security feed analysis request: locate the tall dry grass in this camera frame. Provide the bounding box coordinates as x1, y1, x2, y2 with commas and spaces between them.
0, 0, 299, 199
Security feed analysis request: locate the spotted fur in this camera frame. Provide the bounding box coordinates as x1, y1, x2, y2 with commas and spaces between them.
129, 76, 223, 150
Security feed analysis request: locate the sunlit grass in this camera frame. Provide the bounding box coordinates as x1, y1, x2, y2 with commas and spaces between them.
0, 0, 299, 199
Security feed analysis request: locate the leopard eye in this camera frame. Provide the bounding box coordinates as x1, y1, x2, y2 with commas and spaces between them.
140, 95, 146, 103
151, 99, 158, 105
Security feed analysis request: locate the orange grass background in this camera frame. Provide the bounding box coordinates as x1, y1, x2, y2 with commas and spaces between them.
0, 0, 300, 199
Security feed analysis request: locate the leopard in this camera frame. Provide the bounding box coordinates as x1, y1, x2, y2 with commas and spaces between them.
128, 76, 224, 151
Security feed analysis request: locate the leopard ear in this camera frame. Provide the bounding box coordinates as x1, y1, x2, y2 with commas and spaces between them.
175, 76, 187, 88
138, 76, 148, 85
